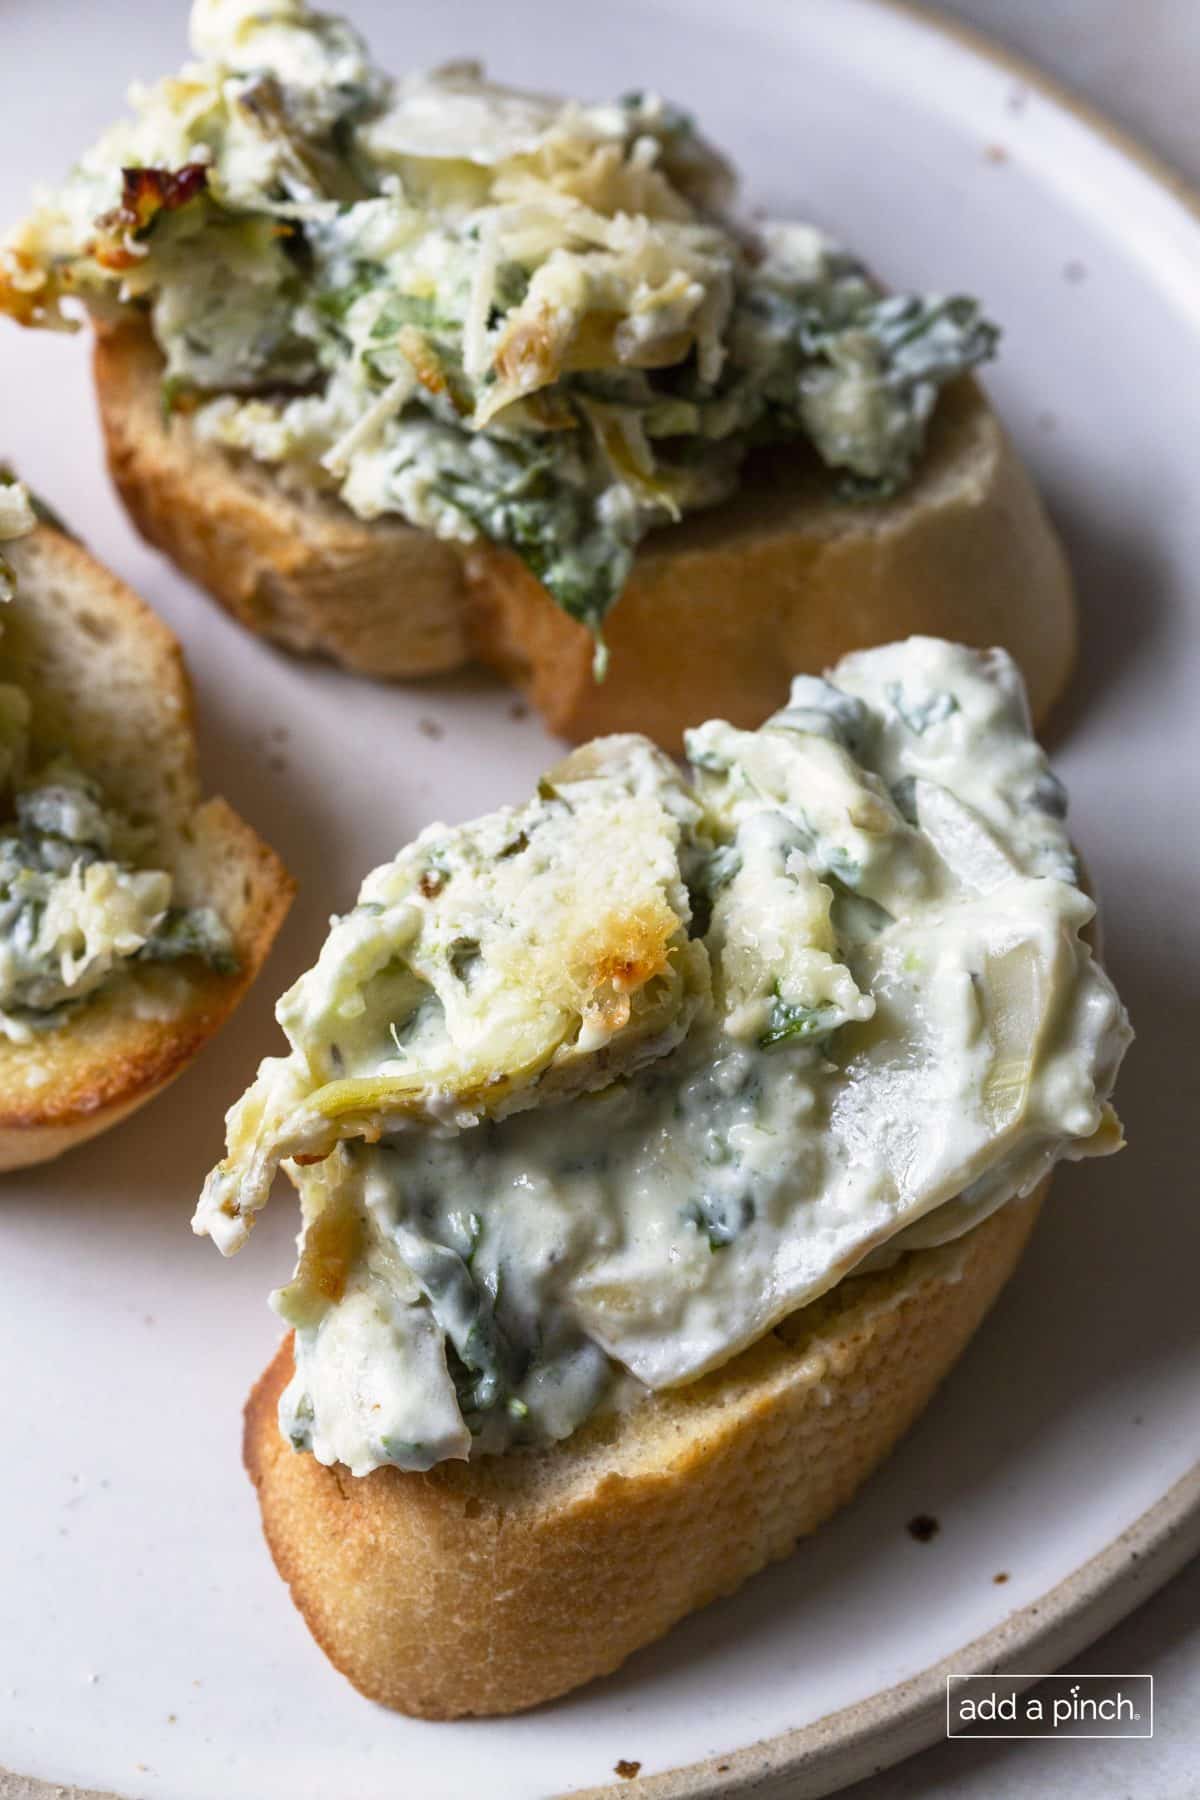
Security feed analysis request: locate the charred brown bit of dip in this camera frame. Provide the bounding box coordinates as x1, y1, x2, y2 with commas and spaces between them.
394, 324, 473, 418
906, 1512, 940, 1543
493, 301, 573, 399
90, 163, 209, 270
0, 254, 57, 327
579, 910, 673, 1033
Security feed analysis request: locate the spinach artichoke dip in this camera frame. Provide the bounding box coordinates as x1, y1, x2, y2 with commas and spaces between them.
196, 639, 1130, 1476
0, 473, 234, 1042
1, 0, 998, 648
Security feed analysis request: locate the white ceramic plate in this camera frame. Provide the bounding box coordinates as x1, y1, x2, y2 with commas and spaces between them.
1, 3, 1198, 1797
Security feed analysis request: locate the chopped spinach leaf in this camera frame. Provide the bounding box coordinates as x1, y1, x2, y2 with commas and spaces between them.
759, 992, 842, 1050
141, 905, 238, 975
770, 676, 869, 753
681, 1189, 754, 1250
885, 682, 960, 735
1026, 769, 1069, 820
687, 842, 742, 937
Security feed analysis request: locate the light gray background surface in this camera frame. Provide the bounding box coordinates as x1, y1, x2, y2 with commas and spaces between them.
841, 15, 1200, 1800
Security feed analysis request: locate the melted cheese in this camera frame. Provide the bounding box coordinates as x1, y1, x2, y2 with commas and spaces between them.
0, 3, 995, 633
196, 641, 1132, 1475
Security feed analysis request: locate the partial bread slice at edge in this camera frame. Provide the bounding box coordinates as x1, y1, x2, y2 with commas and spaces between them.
0, 522, 294, 1170
244, 1182, 1044, 1719
95, 323, 1076, 748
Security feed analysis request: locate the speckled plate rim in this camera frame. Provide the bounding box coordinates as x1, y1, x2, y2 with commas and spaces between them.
2, 8, 1199, 1800
3, 1469, 1195, 1800
564, 1466, 1200, 1800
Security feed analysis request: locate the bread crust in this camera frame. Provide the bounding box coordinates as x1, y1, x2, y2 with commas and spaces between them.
0, 523, 294, 1169
244, 1184, 1044, 1718
95, 324, 471, 679
95, 325, 1076, 746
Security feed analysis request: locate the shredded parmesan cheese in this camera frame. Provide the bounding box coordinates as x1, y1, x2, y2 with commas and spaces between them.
321, 366, 418, 476
461, 210, 501, 380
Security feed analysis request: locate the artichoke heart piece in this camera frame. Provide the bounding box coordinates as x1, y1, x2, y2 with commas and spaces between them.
195, 734, 709, 1252
977, 937, 1046, 1132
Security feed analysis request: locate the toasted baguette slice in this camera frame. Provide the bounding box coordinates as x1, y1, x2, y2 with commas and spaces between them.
0, 520, 294, 1169
244, 1183, 1043, 1719
95, 324, 1075, 745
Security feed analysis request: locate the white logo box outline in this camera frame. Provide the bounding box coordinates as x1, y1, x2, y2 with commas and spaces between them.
945, 1673, 1154, 1740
